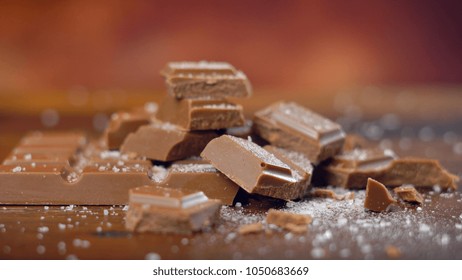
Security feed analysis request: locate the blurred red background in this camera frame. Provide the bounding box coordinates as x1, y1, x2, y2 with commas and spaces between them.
0, 0, 462, 92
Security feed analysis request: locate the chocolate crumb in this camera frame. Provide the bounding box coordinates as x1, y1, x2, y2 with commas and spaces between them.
364, 178, 397, 212
385, 245, 401, 259
266, 209, 312, 233
238, 222, 264, 235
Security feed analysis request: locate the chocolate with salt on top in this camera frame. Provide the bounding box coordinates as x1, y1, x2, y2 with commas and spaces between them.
120, 120, 219, 162
364, 178, 396, 212
161, 61, 252, 99
201, 135, 307, 201
253, 101, 345, 164
156, 96, 245, 131
125, 186, 221, 234
322, 148, 459, 190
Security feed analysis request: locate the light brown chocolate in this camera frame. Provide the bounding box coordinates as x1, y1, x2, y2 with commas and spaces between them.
238, 222, 264, 235
323, 148, 459, 190
266, 209, 312, 232
103, 104, 157, 150
253, 101, 345, 164
125, 186, 221, 234
155, 160, 240, 205
156, 97, 245, 130
121, 120, 218, 162
364, 178, 397, 212
393, 185, 423, 204
385, 245, 401, 259
201, 135, 307, 200
161, 61, 252, 99
311, 188, 354, 200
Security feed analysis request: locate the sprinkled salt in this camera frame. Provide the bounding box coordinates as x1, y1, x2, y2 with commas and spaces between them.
440, 234, 450, 246
103, 209, 109, 216
65, 205, 75, 211
419, 224, 431, 233
96, 226, 102, 232
416, 207, 423, 212
44, 206, 49, 210
24, 153, 32, 160
122, 205, 129, 211
235, 202, 242, 208
453, 142, 462, 155
181, 238, 189, 245
145, 252, 161, 260
36, 245, 46, 255
11, 166, 22, 173
311, 247, 325, 259
37, 226, 49, 233
58, 223, 66, 230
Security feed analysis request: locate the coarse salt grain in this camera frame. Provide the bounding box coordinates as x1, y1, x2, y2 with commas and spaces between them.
145, 252, 161, 260
36, 245, 46, 254
37, 226, 49, 233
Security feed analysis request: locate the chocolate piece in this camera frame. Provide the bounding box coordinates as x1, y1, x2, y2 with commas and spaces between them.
393, 185, 423, 204
263, 145, 313, 198
311, 188, 354, 200
253, 101, 345, 164
0, 132, 157, 205
266, 209, 312, 232
364, 178, 397, 212
238, 222, 264, 235
342, 134, 372, 151
324, 148, 459, 189
156, 160, 240, 205
125, 186, 221, 234
385, 245, 401, 259
103, 104, 156, 150
121, 121, 218, 162
161, 61, 252, 99
157, 97, 245, 130
201, 135, 306, 200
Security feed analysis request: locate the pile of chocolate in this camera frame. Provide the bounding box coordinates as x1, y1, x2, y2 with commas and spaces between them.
0, 61, 459, 235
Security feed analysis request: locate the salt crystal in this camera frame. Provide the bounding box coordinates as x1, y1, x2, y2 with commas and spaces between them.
419, 224, 431, 233
103, 209, 109, 216
36, 245, 46, 255
416, 207, 423, 212
145, 252, 161, 260
24, 153, 32, 160
456, 224, 462, 230
96, 226, 102, 232
44, 206, 49, 210
235, 202, 242, 208
37, 226, 49, 233
181, 238, 189, 245
11, 166, 22, 173
311, 247, 325, 259
122, 205, 129, 211
65, 205, 75, 211
440, 234, 450, 246
284, 233, 294, 240
66, 254, 78, 260
433, 185, 442, 194
112, 166, 120, 173
453, 142, 462, 155
58, 223, 66, 230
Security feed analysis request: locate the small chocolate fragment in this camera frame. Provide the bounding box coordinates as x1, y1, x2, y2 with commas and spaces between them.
103, 104, 156, 150
156, 160, 240, 205
364, 178, 397, 212
253, 101, 345, 164
385, 245, 401, 259
311, 188, 354, 200
125, 186, 221, 234
238, 222, 264, 235
393, 185, 423, 205
161, 61, 252, 99
201, 135, 306, 200
266, 209, 312, 232
157, 97, 244, 130
323, 148, 459, 190
121, 121, 218, 162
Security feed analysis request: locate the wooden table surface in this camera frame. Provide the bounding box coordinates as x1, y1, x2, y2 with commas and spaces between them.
0, 87, 461, 260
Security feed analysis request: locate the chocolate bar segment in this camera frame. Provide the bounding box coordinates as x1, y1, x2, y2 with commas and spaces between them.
121, 121, 218, 162
156, 159, 240, 205
125, 186, 221, 234
161, 61, 252, 99
253, 101, 345, 164
157, 97, 245, 130
201, 135, 306, 200
323, 148, 459, 189
364, 178, 397, 212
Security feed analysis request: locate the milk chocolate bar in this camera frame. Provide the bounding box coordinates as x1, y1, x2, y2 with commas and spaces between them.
156, 97, 245, 130
364, 178, 397, 212
0, 132, 156, 205
161, 61, 252, 99
253, 101, 345, 164
201, 135, 307, 200
155, 160, 240, 205
120, 120, 218, 162
125, 186, 221, 234
323, 148, 459, 189
103, 104, 157, 150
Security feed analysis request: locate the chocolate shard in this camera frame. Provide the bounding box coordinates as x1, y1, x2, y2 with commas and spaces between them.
253, 101, 345, 164
161, 61, 252, 99
125, 186, 221, 234
266, 209, 312, 233
103, 103, 157, 150
364, 178, 397, 212
120, 120, 219, 162
311, 188, 354, 200
155, 159, 240, 205
157, 97, 245, 130
323, 148, 459, 190
393, 185, 423, 204
201, 135, 307, 200
238, 222, 264, 235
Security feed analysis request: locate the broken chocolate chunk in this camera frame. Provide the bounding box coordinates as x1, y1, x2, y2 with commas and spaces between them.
125, 186, 221, 234
364, 178, 397, 212
266, 209, 312, 233
201, 135, 307, 200
253, 101, 345, 164
156, 96, 245, 130
161, 61, 252, 99
121, 121, 218, 162
393, 185, 423, 204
